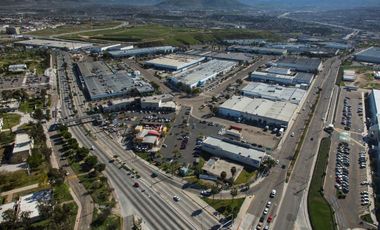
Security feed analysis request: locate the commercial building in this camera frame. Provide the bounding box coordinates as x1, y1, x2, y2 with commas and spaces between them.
272, 57, 323, 73
241, 82, 307, 104
0, 99, 20, 112
0, 190, 51, 224
368, 89, 380, 176
168, 59, 237, 89
228, 45, 287, 55
201, 136, 267, 168
354, 47, 380, 64
343, 70, 356, 82
201, 158, 243, 181
218, 95, 298, 127
108, 46, 175, 58
14, 39, 93, 50
186, 50, 254, 64
144, 54, 205, 71
76, 61, 154, 100
250, 67, 314, 86
140, 94, 176, 111
101, 94, 176, 112
8, 64, 27, 73
11, 133, 33, 164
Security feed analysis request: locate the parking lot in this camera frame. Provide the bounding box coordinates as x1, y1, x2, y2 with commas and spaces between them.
324, 88, 373, 229
160, 107, 221, 164
0, 74, 24, 89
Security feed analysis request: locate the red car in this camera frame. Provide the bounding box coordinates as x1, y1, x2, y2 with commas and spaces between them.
267, 215, 273, 223
133, 182, 140, 188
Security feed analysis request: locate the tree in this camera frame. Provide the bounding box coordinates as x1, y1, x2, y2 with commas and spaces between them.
84, 155, 98, 170
230, 167, 237, 176
230, 187, 238, 197
76, 147, 89, 161
220, 171, 227, 181
95, 163, 106, 173
210, 184, 219, 199
1, 209, 17, 229
27, 151, 44, 169
48, 168, 64, 185
19, 211, 32, 229
62, 131, 72, 140
33, 108, 45, 120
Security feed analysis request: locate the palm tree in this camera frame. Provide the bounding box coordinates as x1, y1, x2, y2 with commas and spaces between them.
220, 171, 227, 181
231, 167, 237, 177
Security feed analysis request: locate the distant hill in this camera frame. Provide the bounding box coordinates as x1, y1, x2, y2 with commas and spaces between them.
155, 0, 247, 10
240, 0, 380, 10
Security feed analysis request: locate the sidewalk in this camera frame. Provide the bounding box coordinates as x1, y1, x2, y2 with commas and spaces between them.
232, 195, 255, 230
0, 183, 39, 196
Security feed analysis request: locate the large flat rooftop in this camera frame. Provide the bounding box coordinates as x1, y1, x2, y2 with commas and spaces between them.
170, 59, 237, 87
14, 39, 92, 50
203, 136, 266, 162
275, 56, 322, 72
144, 54, 204, 70
219, 95, 297, 123
77, 61, 154, 100
241, 82, 306, 104
355, 47, 380, 59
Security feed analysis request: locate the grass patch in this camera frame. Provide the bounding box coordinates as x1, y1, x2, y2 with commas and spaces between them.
63, 24, 280, 46
26, 21, 121, 36
92, 211, 121, 230
308, 137, 336, 230
0, 131, 15, 145
0, 113, 21, 129
29, 202, 78, 229
360, 213, 373, 224
78, 174, 114, 206
19, 98, 45, 113
0, 163, 49, 191
234, 168, 257, 185
202, 197, 245, 218
53, 183, 73, 203
184, 176, 215, 189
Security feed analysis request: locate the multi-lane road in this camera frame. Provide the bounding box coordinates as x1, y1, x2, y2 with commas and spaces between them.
57, 51, 221, 230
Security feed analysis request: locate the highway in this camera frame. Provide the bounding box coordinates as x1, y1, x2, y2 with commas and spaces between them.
57, 51, 221, 229
241, 57, 341, 229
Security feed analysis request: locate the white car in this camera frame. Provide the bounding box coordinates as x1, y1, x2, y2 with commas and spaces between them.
173, 195, 181, 202
270, 189, 277, 198
266, 201, 272, 208
263, 208, 269, 215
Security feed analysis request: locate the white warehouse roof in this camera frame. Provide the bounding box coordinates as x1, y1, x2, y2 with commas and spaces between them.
219, 95, 297, 124
170, 59, 237, 88
241, 82, 306, 104
203, 136, 266, 163
144, 54, 205, 70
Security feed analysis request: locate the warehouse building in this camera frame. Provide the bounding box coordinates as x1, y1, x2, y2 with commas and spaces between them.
272, 57, 323, 73
144, 54, 205, 71
108, 46, 175, 58
186, 50, 254, 64
368, 89, 380, 176
250, 67, 314, 86
227, 45, 287, 55
354, 47, 380, 64
343, 70, 356, 82
201, 136, 267, 168
76, 61, 154, 101
241, 82, 307, 104
14, 39, 92, 50
8, 64, 27, 73
218, 96, 297, 127
168, 59, 237, 90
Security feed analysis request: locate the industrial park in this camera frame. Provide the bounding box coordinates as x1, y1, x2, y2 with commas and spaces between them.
0, 1, 380, 230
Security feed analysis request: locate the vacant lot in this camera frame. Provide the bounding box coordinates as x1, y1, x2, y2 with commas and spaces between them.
202, 197, 245, 218
0, 49, 49, 75
63, 24, 279, 46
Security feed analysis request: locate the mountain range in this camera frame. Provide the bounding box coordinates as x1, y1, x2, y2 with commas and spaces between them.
1, 0, 380, 10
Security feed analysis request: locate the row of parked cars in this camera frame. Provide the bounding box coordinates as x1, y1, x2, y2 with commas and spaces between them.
335, 142, 350, 194
341, 97, 352, 131
359, 151, 367, 169
256, 190, 277, 230
360, 191, 370, 206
